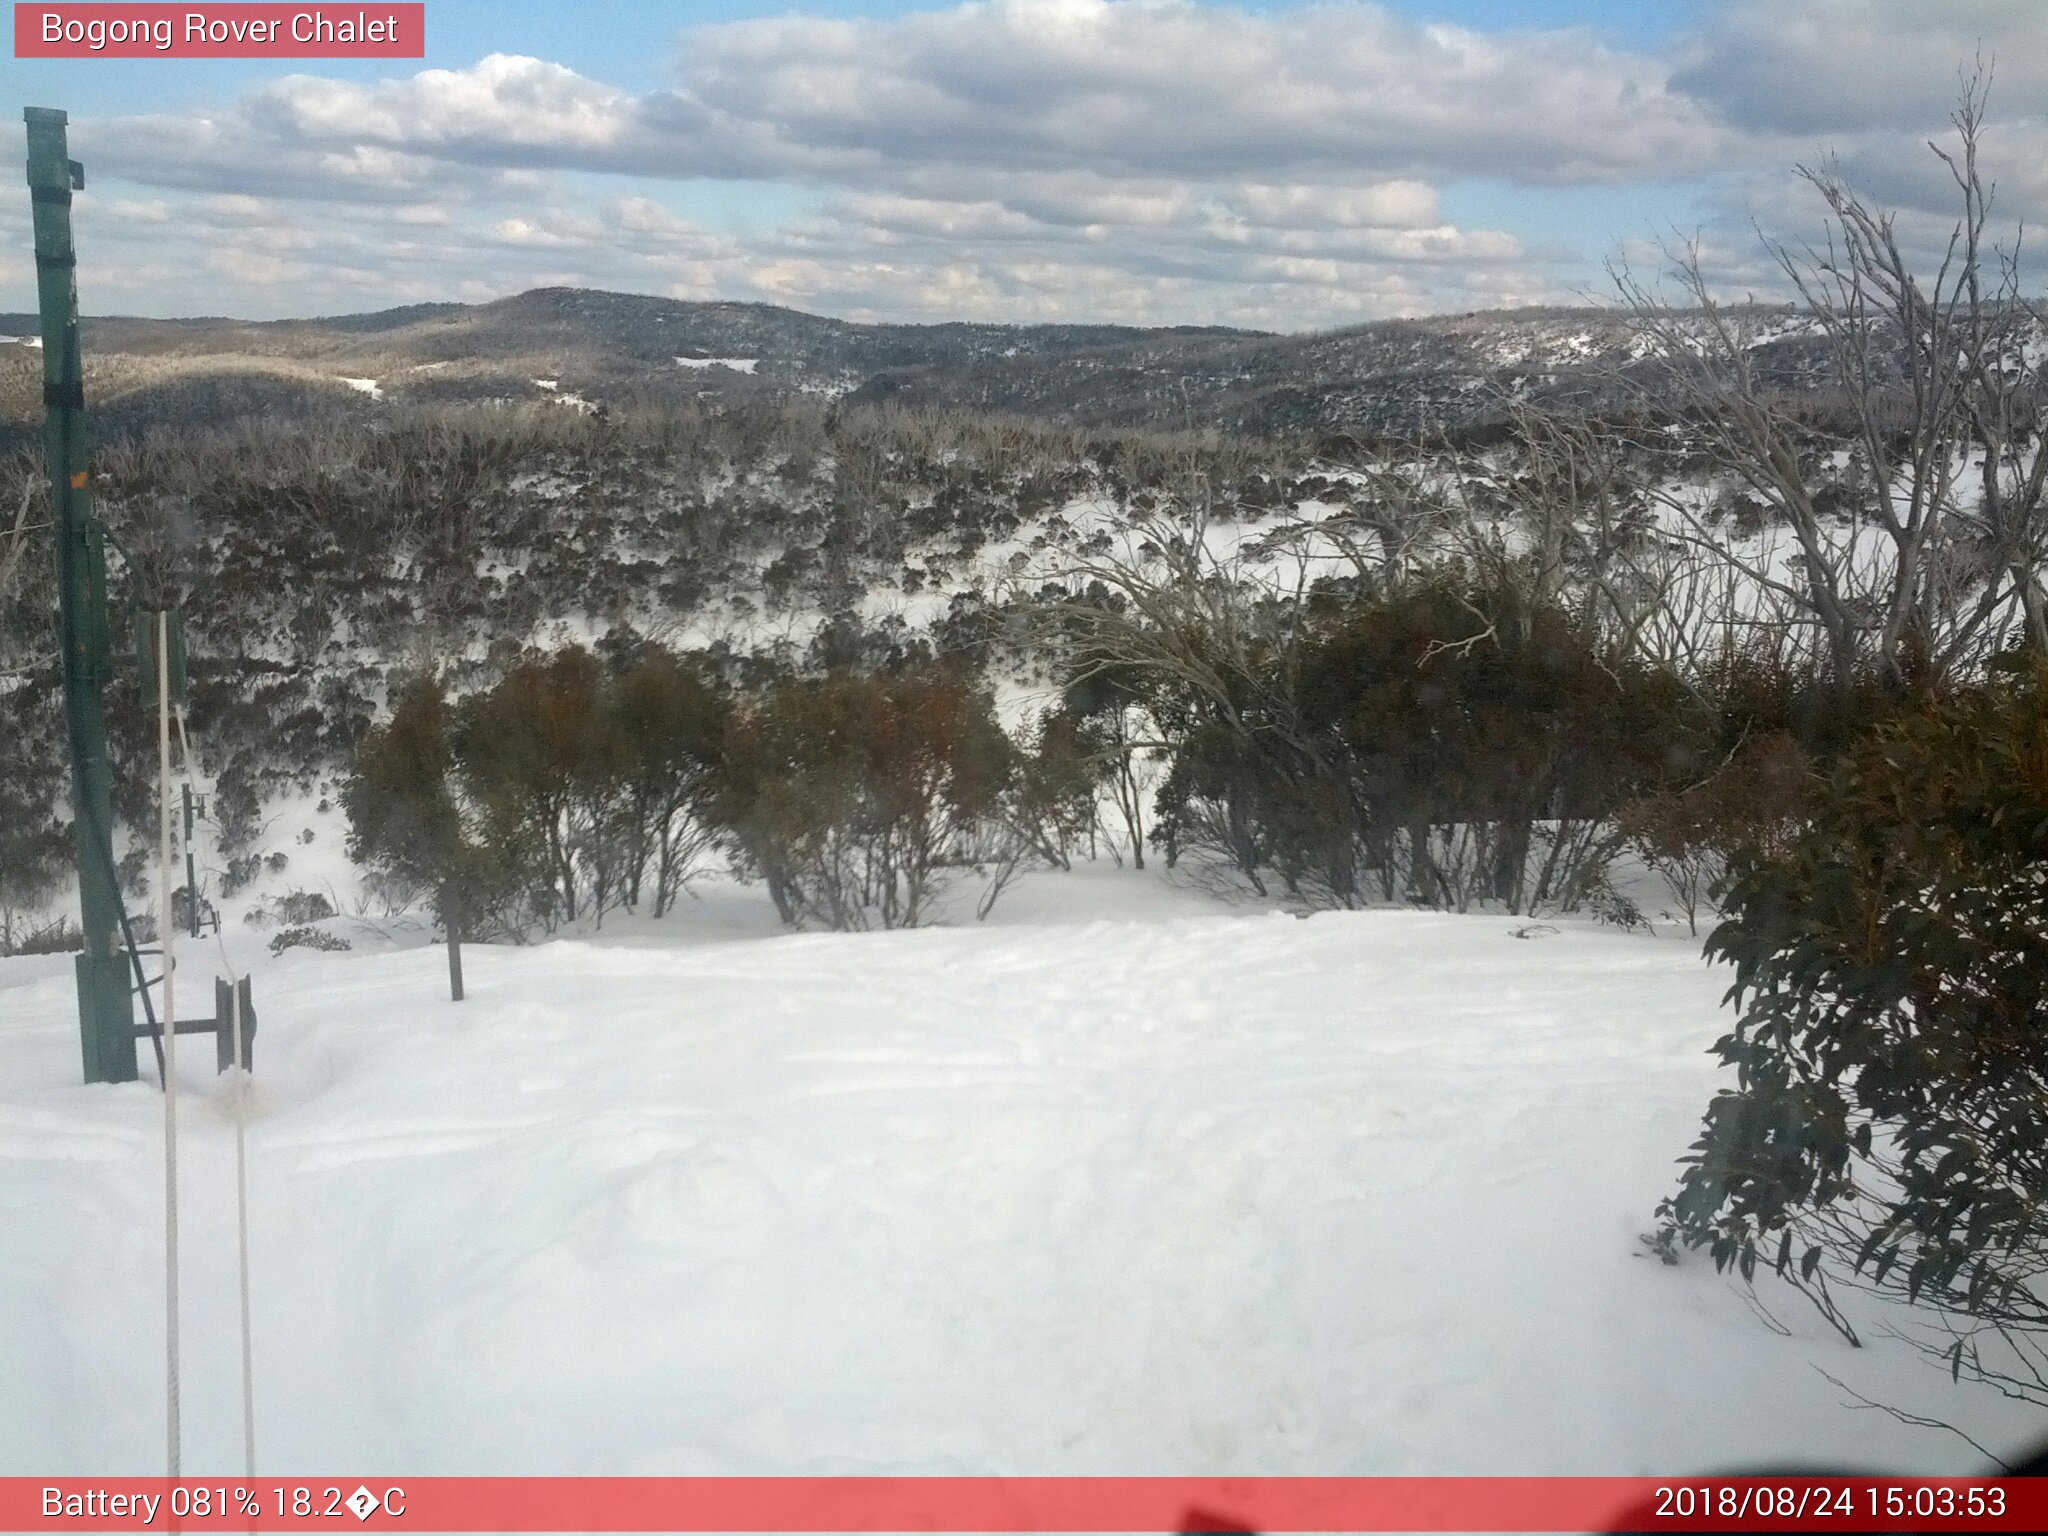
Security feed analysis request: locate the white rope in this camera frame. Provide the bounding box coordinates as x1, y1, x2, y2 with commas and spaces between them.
175, 703, 258, 1478
155, 611, 181, 1477
229, 978, 255, 1477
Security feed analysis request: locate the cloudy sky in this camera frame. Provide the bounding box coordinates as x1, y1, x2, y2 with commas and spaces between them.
6, 0, 2047, 329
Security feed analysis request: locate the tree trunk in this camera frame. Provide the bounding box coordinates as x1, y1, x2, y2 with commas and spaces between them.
1112, 737, 1144, 869
1407, 815, 1438, 907
1493, 817, 1533, 913
443, 887, 466, 1003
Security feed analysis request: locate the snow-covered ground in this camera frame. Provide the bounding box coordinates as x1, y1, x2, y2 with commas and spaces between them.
527, 379, 597, 412
1, 867, 2039, 1478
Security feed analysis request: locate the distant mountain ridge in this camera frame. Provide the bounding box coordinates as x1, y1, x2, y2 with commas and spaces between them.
0, 285, 1826, 447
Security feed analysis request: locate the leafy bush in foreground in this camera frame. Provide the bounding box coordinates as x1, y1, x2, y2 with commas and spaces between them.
1660, 663, 2048, 1392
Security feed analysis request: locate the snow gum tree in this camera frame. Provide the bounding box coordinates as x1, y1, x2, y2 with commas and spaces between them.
453, 646, 617, 928
1614, 75, 2048, 690
605, 643, 730, 918
716, 669, 1014, 930
341, 675, 492, 1001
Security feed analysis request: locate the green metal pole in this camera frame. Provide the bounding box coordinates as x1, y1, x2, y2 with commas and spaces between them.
26, 106, 137, 1085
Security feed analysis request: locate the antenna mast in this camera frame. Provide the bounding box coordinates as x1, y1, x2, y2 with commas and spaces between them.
26, 105, 138, 1084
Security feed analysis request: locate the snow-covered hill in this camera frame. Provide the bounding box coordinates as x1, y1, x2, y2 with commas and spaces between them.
0, 288, 1848, 451
2, 869, 2036, 1477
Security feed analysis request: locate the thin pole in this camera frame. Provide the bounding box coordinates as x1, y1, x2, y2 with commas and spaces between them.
233, 979, 255, 1476
157, 609, 181, 1476
179, 704, 256, 1477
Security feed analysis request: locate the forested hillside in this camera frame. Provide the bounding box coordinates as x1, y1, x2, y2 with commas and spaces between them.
0, 289, 1854, 450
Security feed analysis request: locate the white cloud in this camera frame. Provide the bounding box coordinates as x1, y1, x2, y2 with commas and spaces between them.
27, 0, 2048, 328
1224, 181, 1440, 230
73, 3, 1737, 195
1672, 0, 2048, 135
679, 0, 1728, 184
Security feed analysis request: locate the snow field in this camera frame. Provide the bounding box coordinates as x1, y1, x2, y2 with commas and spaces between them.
1, 870, 2039, 1478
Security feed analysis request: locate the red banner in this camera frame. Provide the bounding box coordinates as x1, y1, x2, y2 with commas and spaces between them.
1, 1477, 2041, 1533
13, 4, 424, 57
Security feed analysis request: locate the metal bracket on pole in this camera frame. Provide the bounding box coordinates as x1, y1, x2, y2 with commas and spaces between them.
27, 106, 137, 1085
130, 978, 256, 1075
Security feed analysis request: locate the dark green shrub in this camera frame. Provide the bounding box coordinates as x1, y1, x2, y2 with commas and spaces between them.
1147, 575, 1684, 911
1620, 731, 1813, 935
1661, 664, 2048, 1387
269, 925, 351, 956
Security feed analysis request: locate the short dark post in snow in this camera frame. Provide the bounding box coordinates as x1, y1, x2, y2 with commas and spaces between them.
444, 893, 465, 1003
213, 975, 255, 1074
